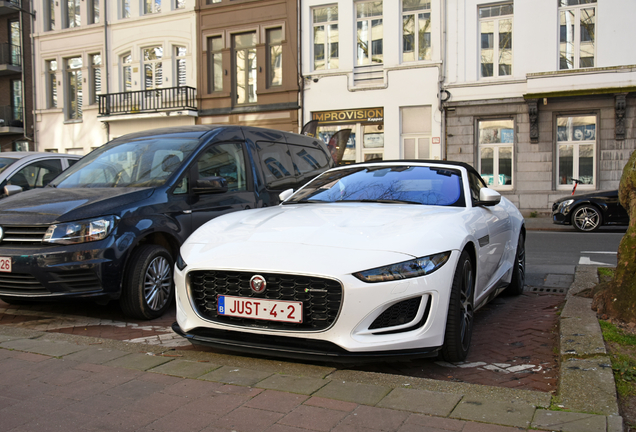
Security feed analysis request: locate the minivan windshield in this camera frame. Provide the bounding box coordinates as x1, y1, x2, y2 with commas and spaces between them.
284, 165, 465, 207
51, 138, 200, 188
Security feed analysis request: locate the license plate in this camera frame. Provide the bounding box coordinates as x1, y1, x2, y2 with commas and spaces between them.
217, 295, 303, 323
0, 257, 11, 273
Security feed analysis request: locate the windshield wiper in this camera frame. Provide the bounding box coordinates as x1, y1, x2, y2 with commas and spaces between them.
337, 199, 422, 205
284, 199, 325, 204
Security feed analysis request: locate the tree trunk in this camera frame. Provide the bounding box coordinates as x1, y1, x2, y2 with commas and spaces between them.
592, 150, 636, 323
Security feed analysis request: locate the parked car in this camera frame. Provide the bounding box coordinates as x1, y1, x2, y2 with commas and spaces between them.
552, 190, 629, 232
0, 126, 334, 319
0, 152, 80, 197
172, 160, 526, 362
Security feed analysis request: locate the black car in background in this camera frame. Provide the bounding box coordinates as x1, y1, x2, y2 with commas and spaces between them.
0, 126, 334, 319
552, 190, 629, 232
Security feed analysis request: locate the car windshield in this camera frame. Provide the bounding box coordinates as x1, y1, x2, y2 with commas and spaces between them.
51, 138, 200, 188
0, 157, 18, 174
285, 165, 465, 207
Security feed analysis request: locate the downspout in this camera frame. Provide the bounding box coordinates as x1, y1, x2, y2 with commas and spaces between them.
438, 0, 447, 160
29, 3, 36, 150
298, 0, 304, 132
18, 5, 26, 148
103, 0, 110, 142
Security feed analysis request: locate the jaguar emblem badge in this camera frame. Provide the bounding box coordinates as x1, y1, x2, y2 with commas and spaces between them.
250, 275, 266, 294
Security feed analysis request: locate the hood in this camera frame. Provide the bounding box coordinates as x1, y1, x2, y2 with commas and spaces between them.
555, 190, 617, 203
183, 203, 469, 272
0, 187, 155, 225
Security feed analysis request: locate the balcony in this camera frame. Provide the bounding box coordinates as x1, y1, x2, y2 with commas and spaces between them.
0, 105, 23, 135
98, 86, 197, 118
0, 43, 21, 75
0, 1, 20, 16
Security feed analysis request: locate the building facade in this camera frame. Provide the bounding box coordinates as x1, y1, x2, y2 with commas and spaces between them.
300, 0, 444, 164
444, 0, 636, 211
32, 0, 197, 154
196, 0, 300, 132
0, 0, 32, 152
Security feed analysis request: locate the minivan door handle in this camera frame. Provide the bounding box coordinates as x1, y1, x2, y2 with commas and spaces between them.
183, 210, 192, 214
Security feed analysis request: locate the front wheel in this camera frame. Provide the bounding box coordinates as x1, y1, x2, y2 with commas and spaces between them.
572, 205, 602, 232
120, 245, 174, 320
440, 250, 474, 363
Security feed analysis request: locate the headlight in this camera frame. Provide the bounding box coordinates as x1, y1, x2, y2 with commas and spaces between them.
43, 216, 119, 245
353, 251, 451, 283
557, 199, 575, 213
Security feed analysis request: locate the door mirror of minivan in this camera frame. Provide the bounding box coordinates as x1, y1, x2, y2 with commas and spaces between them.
193, 176, 228, 194
279, 189, 294, 202
4, 185, 22, 197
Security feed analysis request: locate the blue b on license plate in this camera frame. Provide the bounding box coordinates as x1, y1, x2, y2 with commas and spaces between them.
217, 295, 303, 323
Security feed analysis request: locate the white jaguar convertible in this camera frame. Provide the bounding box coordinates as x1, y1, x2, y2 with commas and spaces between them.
172, 161, 525, 362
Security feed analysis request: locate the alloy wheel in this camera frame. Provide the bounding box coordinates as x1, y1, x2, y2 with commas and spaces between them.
573, 206, 601, 232
460, 260, 474, 351
144, 256, 172, 311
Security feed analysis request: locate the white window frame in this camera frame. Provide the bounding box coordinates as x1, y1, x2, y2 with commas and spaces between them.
206, 35, 224, 93
64, 0, 80, 29
232, 31, 258, 105
477, 119, 514, 190
174, 46, 187, 87
45, 0, 55, 31
558, 0, 596, 70
65, 56, 83, 121
401, 0, 432, 63
143, 46, 164, 90
90, 53, 102, 105
144, 0, 161, 15
555, 114, 597, 191
88, 0, 100, 24
355, 1, 383, 66
478, 2, 513, 79
46, 59, 58, 108
312, 5, 339, 71
266, 27, 283, 88
121, 0, 131, 19
121, 52, 132, 92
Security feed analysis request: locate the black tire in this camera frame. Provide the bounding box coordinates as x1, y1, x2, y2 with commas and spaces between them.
441, 250, 474, 363
571, 205, 602, 232
504, 232, 525, 296
120, 245, 174, 320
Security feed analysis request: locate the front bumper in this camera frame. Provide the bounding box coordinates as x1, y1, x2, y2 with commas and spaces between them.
0, 237, 124, 299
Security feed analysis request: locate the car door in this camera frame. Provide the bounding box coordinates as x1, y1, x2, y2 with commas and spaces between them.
189, 141, 257, 232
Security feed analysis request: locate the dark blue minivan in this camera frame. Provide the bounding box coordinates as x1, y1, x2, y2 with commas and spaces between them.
0, 126, 334, 319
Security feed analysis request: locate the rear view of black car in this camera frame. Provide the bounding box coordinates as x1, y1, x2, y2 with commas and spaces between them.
552, 190, 629, 232
0, 126, 334, 319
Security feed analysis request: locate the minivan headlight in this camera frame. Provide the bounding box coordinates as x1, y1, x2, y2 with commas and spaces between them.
353, 251, 451, 283
43, 216, 119, 245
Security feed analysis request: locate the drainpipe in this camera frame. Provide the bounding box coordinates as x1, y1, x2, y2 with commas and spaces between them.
103, 0, 110, 142
298, 0, 304, 131
18, 5, 26, 148
438, 0, 447, 160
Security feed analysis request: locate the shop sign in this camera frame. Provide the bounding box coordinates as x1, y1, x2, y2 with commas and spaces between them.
312, 108, 384, 124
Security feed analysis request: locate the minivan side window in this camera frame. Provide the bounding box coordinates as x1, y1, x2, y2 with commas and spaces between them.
197, 143, 247, 192
290, 145, 331, 184
255, 141, 295, 190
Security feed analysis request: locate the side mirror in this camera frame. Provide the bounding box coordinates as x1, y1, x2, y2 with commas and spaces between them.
477, 188, 501, 207
192, 176, 228, 194
4, 185, 23, 197
279, 188, 294, 202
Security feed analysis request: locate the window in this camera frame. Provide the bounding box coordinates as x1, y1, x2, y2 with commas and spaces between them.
207, 36, 223, 93
66, 57, 82, 120
47, 60, 58, 108
468, 172, 486, 205
46, 0, 55, 31
145, 0, 161, 14
90, 54, 102, 104
257, 142, 295, 189
89, 0, 100, 24
401, 106, 435, 159
11, 80, 22, 123
207, 0, 221, 4
197, 143, 247, 192
267, 28, 282, 87
64, 0, 80, 28
559, 0, 596, 69
556, 115, 596, 188
8, 159, 63, 190
402, 0, 431, 62
175, 46, 186, 87
478, 120, 514, 189
479, 3, 513, 78
121, 53, 132, 91
9, 20, 20, 66
356, 1, 383, 65
143, 46, 163, 90
233, 32, 257, 105
121, 0, 130, 18
176, 0, 186, 8
313, 6, 338, 70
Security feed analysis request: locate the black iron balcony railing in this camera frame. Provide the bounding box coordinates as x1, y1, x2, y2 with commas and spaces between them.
98, 86, 196, 116
0, 43, 21, 67
0, 105, 23, 129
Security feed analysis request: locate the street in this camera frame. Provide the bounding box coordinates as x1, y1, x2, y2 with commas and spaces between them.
0, 227, 626, 394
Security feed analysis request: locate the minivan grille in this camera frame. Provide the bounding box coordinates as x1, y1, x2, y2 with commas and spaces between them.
0, 272, 48, 294
188, 270, 343, 331
49, 270, 101, 292
0, 225, 49, 245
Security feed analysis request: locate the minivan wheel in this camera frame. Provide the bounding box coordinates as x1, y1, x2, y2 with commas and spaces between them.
120, 245, 174, 320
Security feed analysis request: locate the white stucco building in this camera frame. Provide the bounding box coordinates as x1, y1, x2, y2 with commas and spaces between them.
32, 0, 197, 154
300, 0, 444, 164
443, 0, 636, 210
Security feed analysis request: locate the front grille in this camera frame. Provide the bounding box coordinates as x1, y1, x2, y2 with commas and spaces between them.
1, 225, 49, 245
189, 270, 343, 331
49, 270, 101, 292
0, 272, 48, 294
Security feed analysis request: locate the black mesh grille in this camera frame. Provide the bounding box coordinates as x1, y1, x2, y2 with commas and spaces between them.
369, 297, 422, 330
0, 225, 49, 245
0, 272, 48, 294
189, 270, 343, 331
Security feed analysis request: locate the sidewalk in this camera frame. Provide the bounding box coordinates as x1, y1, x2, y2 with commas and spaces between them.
0, 265, 622, 432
